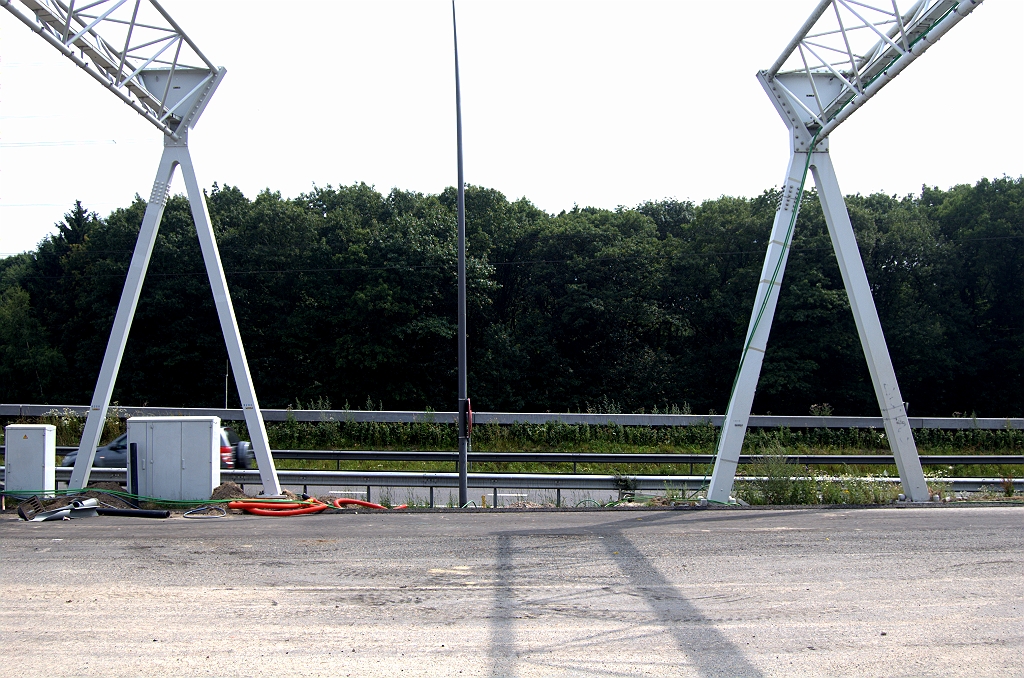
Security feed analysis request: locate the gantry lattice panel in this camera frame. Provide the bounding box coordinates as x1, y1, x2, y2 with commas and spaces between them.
767, 1, 969, 138
10, 0, 218, 136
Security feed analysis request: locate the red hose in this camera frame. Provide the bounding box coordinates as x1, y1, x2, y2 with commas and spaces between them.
236, 505, 329, 516
228, 499, 329, 516
227, 501, 308, 510
332, 498, 407, 510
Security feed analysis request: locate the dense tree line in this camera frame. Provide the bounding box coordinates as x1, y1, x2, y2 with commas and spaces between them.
1, 176, 1021, 416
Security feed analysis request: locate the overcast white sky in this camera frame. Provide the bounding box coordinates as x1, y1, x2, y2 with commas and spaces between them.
1, 0, 1021, 256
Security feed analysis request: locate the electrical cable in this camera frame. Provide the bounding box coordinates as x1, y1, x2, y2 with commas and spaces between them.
332, 498, 407, 510
183, 505, 227, 519
700, 5, 974, 505
701, 132, 821, 504
227, 498, 329, 516
3, 487, 316, 507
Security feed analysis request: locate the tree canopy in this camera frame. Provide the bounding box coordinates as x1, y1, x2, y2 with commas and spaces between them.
1, 177, 1021, 416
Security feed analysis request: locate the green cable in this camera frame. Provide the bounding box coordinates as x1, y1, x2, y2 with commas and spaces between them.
699, 130, 821, 504
700, 5, 962, 506
824, 4, 957, 129
705, 8, 959, 500
2, 487, 314, 507
730, 131, 819, 393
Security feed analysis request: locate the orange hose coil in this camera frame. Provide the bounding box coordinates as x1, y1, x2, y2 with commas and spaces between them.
227, 498, 329, 516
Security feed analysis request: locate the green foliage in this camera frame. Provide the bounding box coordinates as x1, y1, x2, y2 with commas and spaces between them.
740, 449, 813, 505
2, 177, 1021, 418
736, 447, 903, 506
35, 406, 126, 446
1000, 474, 1016, 497
818, 478, 902, 505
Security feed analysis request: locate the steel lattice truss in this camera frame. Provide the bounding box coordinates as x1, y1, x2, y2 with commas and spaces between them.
767, 0, 973, 139
3, 0, 219, 137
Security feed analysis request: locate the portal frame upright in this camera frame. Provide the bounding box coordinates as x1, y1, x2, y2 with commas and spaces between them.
3, 0, 282, 494
706, 0, 983, 503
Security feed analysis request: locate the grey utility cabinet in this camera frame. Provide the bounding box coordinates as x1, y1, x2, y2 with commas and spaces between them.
127, 416, 220, 502
4, 424, 56, 497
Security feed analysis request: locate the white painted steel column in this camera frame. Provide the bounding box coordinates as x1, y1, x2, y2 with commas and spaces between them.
69, 146, 178, 489
71, 136, 282, 495
810, 151, 929, 501
706, 152, 808, 503
176, 143, 282, 496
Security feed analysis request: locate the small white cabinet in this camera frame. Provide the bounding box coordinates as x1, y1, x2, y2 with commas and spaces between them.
4, 424, 56, 497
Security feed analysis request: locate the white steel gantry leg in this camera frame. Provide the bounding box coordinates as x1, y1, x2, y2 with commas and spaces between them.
810, 151, 929, 501
706, 151, 808, 504
706, 146, 930, 503
70, 134, 282, 495
69, 145, 177, 490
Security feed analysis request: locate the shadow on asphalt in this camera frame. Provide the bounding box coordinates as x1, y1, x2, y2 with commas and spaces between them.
488, 510, 765, 677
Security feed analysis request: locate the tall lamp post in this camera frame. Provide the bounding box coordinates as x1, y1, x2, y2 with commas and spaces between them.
452, 1, 470, 507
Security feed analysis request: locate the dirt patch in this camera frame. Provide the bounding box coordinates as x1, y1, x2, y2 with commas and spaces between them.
646, 496, 690, 507
503, 501, 548, 509
89, 481, 126, 493
39, 482, 134, 510
210, 482, 248, 501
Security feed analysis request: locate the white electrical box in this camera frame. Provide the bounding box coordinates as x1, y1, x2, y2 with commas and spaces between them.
127, 416, 220, 502
4, 424, 56, 497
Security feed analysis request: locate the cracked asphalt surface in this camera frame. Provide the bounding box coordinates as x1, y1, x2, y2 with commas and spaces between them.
1, 504, 1021, 677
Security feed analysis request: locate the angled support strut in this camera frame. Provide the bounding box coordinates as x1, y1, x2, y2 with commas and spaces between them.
69, 134, 282, 495
701, 0, 988, 504
706, 143, 929, 503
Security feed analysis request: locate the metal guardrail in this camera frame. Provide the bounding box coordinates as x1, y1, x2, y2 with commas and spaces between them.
3, 449, 1021, 466
266, 450, 1024, 467
2, 467, 1019, 494
2, 404, 1022, 430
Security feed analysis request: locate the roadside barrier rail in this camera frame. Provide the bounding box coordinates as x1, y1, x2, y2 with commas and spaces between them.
2, 404, 1022, 430
3, 450, 1022, 466
266, 450, 1023, 467
2, 467, 1020, 495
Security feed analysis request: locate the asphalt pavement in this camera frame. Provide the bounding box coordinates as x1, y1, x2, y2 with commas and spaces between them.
0, 504, 1021, 677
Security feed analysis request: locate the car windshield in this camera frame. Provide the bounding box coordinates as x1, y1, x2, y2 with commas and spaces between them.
223, 428, 240, 444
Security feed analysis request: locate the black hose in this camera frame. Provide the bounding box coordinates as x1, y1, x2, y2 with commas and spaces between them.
96, 507, 170, 519
128, 442, 140, 508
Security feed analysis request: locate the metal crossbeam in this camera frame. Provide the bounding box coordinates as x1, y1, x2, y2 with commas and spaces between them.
1, 0, 219, 137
